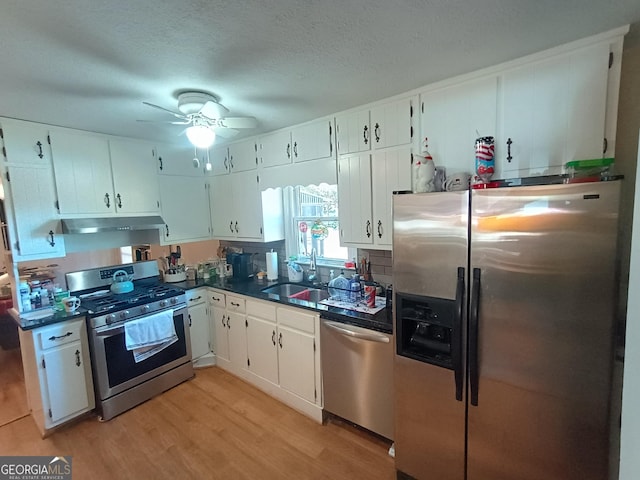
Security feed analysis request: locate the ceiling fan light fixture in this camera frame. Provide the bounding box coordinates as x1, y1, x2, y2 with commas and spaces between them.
186, 125, 216, 149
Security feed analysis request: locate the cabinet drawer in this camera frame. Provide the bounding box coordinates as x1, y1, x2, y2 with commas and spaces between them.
277, 307, 316, 334
208, 289, 226, 308
226, 295, 246, 313
246, 299, 276, 322
186, 288, 206, 305
37, 318, 85, 350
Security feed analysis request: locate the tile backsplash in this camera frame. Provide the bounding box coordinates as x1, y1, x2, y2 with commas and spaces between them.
220, 241, 394, 288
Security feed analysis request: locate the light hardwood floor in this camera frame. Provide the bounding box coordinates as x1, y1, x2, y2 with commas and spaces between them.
0, 344, 29, 427
0, 367, 396, 479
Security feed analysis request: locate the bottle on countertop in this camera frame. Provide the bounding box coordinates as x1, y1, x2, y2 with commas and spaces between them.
349, 274, 362, 304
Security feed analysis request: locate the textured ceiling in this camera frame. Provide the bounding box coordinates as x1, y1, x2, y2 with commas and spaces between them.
1, 0, 639, 148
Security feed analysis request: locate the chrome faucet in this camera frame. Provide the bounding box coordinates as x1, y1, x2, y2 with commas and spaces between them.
307, 248, 318, 284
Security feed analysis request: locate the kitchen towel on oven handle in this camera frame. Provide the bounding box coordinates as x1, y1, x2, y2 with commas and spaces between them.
124, 310, 178, 363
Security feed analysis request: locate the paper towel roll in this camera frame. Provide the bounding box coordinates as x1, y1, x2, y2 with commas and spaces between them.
266, 251, 278, 280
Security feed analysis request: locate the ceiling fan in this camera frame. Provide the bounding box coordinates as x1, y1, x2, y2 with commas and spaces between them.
140, 91, 258, 148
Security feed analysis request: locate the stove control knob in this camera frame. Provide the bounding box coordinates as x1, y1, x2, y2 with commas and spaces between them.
106, 314, 117, 324
159, 300, 168, 308
119, 310, 129, 320
170, 297, 178, 305
141, 305, 150, 313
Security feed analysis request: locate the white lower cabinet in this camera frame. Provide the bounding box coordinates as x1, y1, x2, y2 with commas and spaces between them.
209, 290, 248, 377
18, 317, 94, 436
186, 288, 214, 367
244, 298, 322, 422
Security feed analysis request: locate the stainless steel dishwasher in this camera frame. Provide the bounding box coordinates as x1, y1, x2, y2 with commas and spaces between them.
320, 319, 394, 439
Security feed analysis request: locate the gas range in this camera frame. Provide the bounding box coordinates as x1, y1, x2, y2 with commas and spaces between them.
65, 260, 187, 329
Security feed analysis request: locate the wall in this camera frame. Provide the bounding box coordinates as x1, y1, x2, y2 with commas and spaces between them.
618, 24, 640, 480
18, 248, 123, 288
144, 239, 220, 271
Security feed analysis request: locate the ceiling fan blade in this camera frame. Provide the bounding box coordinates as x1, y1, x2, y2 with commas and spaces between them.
214, 128, 239, 139
142, 101, 187, 120
200, 100, 229, 119
136, 119, 191, 125
219, 117, 258, 129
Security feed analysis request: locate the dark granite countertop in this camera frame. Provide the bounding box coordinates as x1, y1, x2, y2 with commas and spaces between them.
9, 307, 87, 331
168, 277, 392, 334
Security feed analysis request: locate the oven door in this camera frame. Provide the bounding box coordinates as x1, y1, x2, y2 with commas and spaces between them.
90, 305, 192, 400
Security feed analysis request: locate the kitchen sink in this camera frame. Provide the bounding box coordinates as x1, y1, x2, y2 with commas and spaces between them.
261, 283, 329, 303
261, 283, 309, 297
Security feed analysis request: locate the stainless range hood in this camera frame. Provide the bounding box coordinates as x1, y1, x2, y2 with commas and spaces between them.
61, 216, 165, 234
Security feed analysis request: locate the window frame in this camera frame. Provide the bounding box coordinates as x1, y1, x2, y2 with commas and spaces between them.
283, 185, 356, 268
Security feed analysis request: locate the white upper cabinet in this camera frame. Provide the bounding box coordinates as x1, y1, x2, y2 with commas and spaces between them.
337, 153, 373, 246
336, 97, 415, 156
259, 129, 293, 168
209, 137, 258, 176
259, 118, 334, 168
3, 164, 66, 259
370, 97, 414, 150
156, 143, 203, 176
336, 108, 371, 155
496, 42, 610, 177
338, 147, 412, 249
209, 171, 284, 242
108, 138, 160, 214
229, 137, 259, 172
290, 118, 334, 163
420, 76, 498, 176
49, 129, 114, 215
49, 131, 160, 216
371, 147, 412, 247
0, 120, 52, 166
158, 175, 210, 244
0, 119, 66, 260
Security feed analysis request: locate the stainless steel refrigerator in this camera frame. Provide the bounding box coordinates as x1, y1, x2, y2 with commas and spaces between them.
392, 181, 620, 480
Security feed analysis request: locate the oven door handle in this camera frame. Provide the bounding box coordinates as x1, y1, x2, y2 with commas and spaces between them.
95, 325, 125, 337
323, 321, 389, 343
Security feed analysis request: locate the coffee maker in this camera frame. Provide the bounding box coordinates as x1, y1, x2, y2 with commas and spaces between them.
226, 253, 254, 281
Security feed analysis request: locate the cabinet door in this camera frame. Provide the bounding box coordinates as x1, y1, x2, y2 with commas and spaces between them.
259, 130, 292, 168
336, 109, 370, 154
497, 43, 609, 177
291, 118, 333, 163
228, 137, 258, 172
211, 306, 229, 362
109, 139, 160, 214
233, 171, 263, 240
421, 76, 498, 176
5, 164, 66, 258
42, 342, 91, 423
49, 129, 115, 214
208, 146, 230, 176
246, 316, 279, 384
156, 143, 203, 177
188, 302, 211, 360
159, 175, 210, 244
337, 154, 373, 245
277, 326, 316, 403
209, 176, 235, 239
371, 147, 412, 247
226, 311, 247, 371
0, 120, 51, 166
371, 97, 414, 150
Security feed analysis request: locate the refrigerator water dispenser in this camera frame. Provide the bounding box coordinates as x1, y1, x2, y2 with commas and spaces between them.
396, 292, 456, 369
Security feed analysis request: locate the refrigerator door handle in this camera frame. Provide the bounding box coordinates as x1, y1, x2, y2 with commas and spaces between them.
453, 266, 465, 401
470, 267, 481, 406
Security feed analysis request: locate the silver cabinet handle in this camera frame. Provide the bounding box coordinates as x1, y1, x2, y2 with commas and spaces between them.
323, 321, 390, 343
